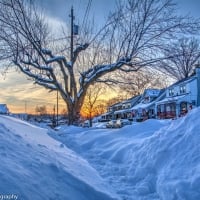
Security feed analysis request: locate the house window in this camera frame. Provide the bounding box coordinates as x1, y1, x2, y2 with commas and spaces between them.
169, 88, 174, 96
192, 100, 196, 106
144, 96, 150, 103
180, 85, 186, 94
127, 103, 131, 108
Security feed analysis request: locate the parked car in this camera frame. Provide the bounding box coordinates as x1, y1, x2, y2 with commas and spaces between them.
106, 119, 132, 128
121, 119, 132, 125
82, 120, 90, 128
114, 119, 123, 128
106, 119, 123, 128
106, 120, 116, 128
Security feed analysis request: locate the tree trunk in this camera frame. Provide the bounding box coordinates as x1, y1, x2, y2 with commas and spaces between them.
67, 104, 80, 125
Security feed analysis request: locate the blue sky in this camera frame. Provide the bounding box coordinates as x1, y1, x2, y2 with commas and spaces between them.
0, 0, 200, 113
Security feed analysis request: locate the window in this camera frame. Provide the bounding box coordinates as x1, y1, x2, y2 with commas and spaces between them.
180, 85, 186, 94
169, 88, 174, 96
144, 96, 150, 103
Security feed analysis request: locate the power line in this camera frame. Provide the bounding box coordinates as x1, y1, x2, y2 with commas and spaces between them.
81, 0, 92, 34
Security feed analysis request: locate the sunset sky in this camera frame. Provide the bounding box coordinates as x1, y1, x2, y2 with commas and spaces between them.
0, 0, 200, 114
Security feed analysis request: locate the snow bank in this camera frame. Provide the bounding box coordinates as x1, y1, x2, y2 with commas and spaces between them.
54, 108, 200, 200
0, 115, 119, 200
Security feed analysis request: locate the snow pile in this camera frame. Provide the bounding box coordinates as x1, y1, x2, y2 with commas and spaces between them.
53, 109, 200, 200
0, 115, 119, 200
122, 109, 200, 199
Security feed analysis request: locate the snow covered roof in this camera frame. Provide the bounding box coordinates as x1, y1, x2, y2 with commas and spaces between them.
114, 108, 131, 114
131, 101, 155, 110
0, 104, 9, 114
101, 111, 113, 117
169, 76, 196, 88
143, 89, 161, 97
156, 94, 191, 105
121, 95, 141, 104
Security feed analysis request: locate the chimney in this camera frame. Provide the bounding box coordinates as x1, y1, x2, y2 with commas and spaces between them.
195, 63, 200, 106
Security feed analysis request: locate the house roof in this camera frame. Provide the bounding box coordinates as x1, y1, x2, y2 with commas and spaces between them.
101, 111, 113, 117
155, 94, 191, 105
169, 76, 196, 88
143, 89, 161, 97
131, 101, 155, 111
110, 95, 142, 108
114, 108, 132, 114
131, 89, 166, 111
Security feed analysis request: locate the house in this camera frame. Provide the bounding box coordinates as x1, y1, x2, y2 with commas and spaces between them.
100, 89, 165, 122
0, 104, 9, 115
155, 67, 200, 119
131, 89, 165, 121
113, 95, 142, 120
99, 95, 141, 122
99, 66, 200, 122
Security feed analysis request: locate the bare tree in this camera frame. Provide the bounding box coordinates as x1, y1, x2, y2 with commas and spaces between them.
81, 84, 105, 126
0, 0, 199, 124
157, 38, 200, 80
105, 95, 127, 109
35, 105, 47, 116
117, 68, 169, 97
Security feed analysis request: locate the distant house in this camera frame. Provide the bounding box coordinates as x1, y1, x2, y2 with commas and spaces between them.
113, 95, 142, 120
100, 90, 166, 122
131, 89, 165, 121
100, 95, 141, 122
155, 67, 200, 119
0, 104, 9, 115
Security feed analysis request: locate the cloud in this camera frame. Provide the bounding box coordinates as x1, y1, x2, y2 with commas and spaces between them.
0, 71, 66, 113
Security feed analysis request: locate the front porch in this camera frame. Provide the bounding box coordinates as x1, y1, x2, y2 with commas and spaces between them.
156, 100, 192, 119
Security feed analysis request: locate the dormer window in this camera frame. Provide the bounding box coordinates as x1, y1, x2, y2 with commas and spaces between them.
169, 88, 174, 96
144, 96, 150, 103
180, 85, 186, 94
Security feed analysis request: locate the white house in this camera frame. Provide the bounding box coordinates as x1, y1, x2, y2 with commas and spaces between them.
155, 67, 200, 119
0, 104, 9, 114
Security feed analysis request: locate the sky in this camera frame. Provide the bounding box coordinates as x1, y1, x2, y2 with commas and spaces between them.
0, 0, 200, 114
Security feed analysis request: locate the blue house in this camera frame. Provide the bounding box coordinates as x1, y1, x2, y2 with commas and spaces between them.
155, 67, 200, 119
0, 104, 9, 115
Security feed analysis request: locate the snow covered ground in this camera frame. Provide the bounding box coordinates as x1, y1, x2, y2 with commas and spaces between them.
0, 116, 118, 200
0, 108, 200, 200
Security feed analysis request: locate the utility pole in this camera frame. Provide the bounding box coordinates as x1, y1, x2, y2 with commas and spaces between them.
69, 6, 74, 97
70, 6, 74, 64
57, 90, 59, 126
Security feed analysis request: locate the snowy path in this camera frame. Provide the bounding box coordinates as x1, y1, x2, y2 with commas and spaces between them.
49, 112, 200, 200
49, 121, 166, 200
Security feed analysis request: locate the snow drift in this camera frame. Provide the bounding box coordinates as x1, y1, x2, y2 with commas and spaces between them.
1, 107, 200, 200
53, 108, 200, 200
0, 115, 119, 200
